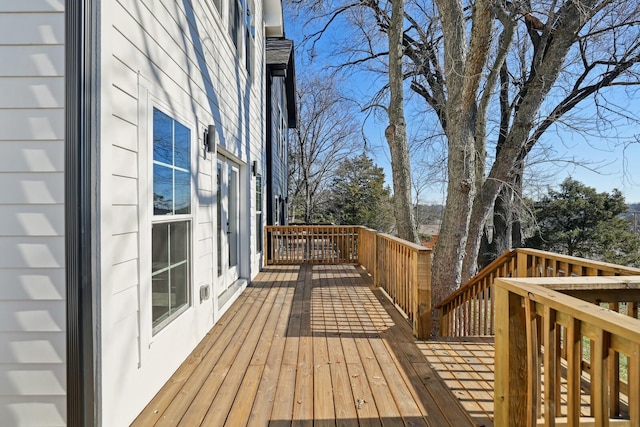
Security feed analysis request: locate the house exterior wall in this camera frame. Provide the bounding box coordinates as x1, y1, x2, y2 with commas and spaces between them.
0, 2, 67, 426
99, 0, 267, 424
0, 0, 277, 424
267, 75, 290, 225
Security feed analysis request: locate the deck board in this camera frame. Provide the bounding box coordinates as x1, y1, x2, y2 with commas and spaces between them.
132, 265, 478, 426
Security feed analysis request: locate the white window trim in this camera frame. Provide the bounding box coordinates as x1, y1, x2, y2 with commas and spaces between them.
138, 80, 198, 350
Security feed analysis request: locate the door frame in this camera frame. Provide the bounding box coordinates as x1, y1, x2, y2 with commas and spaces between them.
216, 155, 242, 295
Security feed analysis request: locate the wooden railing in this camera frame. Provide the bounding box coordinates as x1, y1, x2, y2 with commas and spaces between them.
437, 250, 517, 336
494, 276, 640, 426
264, 225, 360, 264
437, 248, 640, 337
264, 225, 432, 338
370, 231, 432, 338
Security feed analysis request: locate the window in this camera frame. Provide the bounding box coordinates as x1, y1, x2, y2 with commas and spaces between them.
256, 175, 262, 252
275, 106, 287, 158
151, 108, 192, 333
245, 0, 255, 75
229, 0, 242, 50
216, 162, 222, 277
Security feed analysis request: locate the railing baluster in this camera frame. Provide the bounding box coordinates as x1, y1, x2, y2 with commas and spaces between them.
543, 306, 558, 427
525, 296, 540, 425
566, 316, 582, 425
591, 328, 608, 425
629, 343, 640, 426
609, 302, 620, 418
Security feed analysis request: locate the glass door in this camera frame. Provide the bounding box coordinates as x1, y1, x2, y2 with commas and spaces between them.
216, 157, 240, 294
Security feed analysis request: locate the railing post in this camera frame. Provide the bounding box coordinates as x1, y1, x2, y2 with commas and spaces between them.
373, 232, 379, 288
413, 249, 432, 339
494, 280, 528, 426
516, 249, 528, 278
264, 226, 270, 266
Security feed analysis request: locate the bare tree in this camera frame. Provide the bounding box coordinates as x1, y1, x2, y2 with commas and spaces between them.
386, 0, 419, 243
288, 73, 360, 223
290, 0, 640, 335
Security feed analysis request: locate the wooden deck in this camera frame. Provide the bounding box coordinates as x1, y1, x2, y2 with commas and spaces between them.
421, 339, 602, 426
132, 264, 480, 427
419, 338, 495, 425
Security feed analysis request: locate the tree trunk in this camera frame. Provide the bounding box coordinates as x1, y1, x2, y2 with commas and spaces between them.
385, 0, 419, 244
493, 186, 514, 255
430, 0, 494, 336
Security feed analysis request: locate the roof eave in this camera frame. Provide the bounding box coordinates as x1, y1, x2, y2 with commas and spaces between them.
264, 0, 284, 37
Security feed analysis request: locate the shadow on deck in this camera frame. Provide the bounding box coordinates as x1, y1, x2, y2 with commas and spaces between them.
132, 264, 487, 427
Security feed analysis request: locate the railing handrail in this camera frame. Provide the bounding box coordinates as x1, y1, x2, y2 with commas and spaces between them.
498, 276, 640, 342
264, 224, 432, 338
375, 231, 430, 252
434, 249, 517, 309
515, 247, 640, 275
437, 248, 640, 310
494, 276, 640, 425
437, 247, 640, 337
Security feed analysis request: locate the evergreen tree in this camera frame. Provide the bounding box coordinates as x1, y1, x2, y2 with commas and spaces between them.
328, 153, 394, 232
527, 178, 640, 267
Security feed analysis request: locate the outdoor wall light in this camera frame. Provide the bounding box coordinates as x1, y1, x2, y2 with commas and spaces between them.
203, 125, 215, 154
252, 160, 258, 176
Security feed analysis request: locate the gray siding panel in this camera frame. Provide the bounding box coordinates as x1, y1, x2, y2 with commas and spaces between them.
0, 141, 64, 172
0, 46, 64, 77
0, 13, 64, 44
0, 3, 65, 425
0, 396, 65, 427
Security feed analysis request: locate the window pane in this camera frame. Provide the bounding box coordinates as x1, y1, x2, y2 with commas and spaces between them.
174, 122, 190, 169
170, 262, 189, 311
174, 170, 191, 214
152, 270, 170, 327
152, 223, 169, 271
153, 108, 173, 165
256, 212, 262, 252
217, 163, 222, 277
230, 1, 240, 48
170, 221, 189, 264
151, 220, 191, 332
154, 164, 173, 215
153, 108, 191, 217
255, 176, 262, 212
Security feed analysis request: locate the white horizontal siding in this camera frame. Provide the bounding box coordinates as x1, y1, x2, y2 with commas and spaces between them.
0, 2, 63, 13
0, 46, 64, 77
0, 396, 65, 427
0, 364, 66, 395
0, 4, 65, 426
0, 77, 64, 109
0, 205, 64, 236
0, 109, 64, 140
110, 259, 139, 295
0, 172, 64, 205
99, 0, 267, 424
0, 13, 64, 45
0, 301, 64, 333
0, 141, 64, 172
0, 269, 64, 301
0, 332, 64, 364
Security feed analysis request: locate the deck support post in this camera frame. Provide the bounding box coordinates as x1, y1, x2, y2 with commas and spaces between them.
495, 280, 528, 426
413, 249, 432, 339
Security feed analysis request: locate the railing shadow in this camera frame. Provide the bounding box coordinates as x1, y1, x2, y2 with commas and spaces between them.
273, 263, 485, 426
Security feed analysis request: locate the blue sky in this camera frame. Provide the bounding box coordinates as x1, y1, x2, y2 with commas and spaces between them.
284, 7, 640, 205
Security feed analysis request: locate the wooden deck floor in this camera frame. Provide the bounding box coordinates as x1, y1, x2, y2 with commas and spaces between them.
132, 264, 480, 427
420, 339, 597, 425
